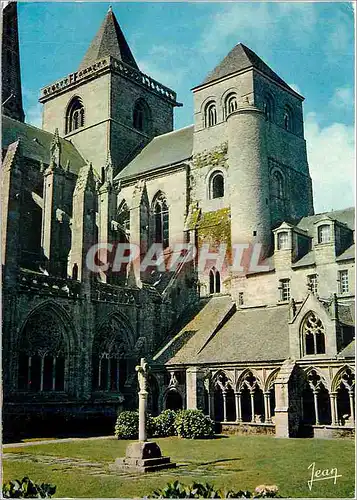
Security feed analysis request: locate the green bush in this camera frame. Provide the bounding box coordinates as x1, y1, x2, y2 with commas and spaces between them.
152, 410, 177, 437
174, 409, 214, 439
114, 411, 155, 439
150, 481, 280, 498
115, 411, 139, 439
2, 477, 56, 498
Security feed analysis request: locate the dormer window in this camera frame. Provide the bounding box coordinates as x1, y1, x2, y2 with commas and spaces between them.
65, 96, 85, 134
318, 224, 331, 244
277, 231, 289, 250
205, 102, 217, 127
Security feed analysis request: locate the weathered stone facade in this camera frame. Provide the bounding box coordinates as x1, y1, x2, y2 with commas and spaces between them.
2, 5, 354, 439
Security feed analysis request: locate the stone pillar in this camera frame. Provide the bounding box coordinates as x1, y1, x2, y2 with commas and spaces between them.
70, 163, 97, 284
250, 390, 255, 422
313, 390, 319, 425
234, 391, 242, 423
330, 392, 338, 425
209, 392, 215, 420
264, 392, 272, 423
138, 390, 148, 442
349, 390, 355, 423
186, 367, 199, 409
222, 391, 227, 422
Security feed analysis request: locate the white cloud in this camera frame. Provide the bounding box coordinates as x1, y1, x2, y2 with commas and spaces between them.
330, 86, 354, 110
199, 2, 317, 54
305, 112, 355, 212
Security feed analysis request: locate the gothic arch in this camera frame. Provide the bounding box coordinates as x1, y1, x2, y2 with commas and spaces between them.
133, 98, 152, 134
264, 368, 280, 392
236, 368, 263, 391
331, 365, 355, 392
17, 301, 76, 393
300, 311, 326, 355
212, 369, 234, 390
304, 366, 329, 390
65, 95, 85, 134
92, 312, 135, 392
17, 300, 77, 352
270, 167, 285, 200
151, 191, 169, 249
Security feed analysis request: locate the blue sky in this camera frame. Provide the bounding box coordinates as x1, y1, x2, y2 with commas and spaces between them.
18, 2, 355, 212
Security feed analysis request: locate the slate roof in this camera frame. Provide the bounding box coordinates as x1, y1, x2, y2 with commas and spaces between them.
78, 8, 138, 71
296, 208, 355, 233
336, 244, 355, 262
154, 295, 235, 366
2, 116, 85, 175
338, 301, 355, 327
193, 305, 290, 364
116, 125, 194, 180
291, 208, 355, 268
157, 299, 290, 366
338, 340, 355, 358
199, 43, 296, 93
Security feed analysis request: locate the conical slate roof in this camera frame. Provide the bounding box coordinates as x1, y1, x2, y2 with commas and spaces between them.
78, 7, 138, 71
200, 43, 295, 93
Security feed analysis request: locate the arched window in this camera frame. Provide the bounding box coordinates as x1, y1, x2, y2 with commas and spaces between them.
263, 94, 275, 122
204, 101, 217, 127
272, 170, 284, 199
92, 316, 132, 392
65, 96, 85, 134
283, 105, 293, 132
225, 93, 238, 117
17, 308, 68, 392
302, 312, 325, 355
153, 192, 169, 249
237, 371, 265, 423
209, 267, 221, 294
318, 224, 331, 244
133, 99, 151, 134
209, 171, 224, 199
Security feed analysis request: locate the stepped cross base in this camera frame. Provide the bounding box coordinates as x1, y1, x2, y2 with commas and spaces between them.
111, 441, 176, 473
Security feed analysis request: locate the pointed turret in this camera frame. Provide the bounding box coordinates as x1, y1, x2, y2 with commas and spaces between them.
78, 6, 138, 71
50, 128, 62, 168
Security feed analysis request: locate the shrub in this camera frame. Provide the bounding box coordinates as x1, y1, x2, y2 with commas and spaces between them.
115, 411, 139, 439
114, 411, 155, 439
2, 477, 56, 498
152, 410, 177, 437
174, 409, 214, 439
150, 481, 280, 498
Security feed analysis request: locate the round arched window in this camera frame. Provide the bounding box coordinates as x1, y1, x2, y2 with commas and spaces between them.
209, 172, 224, 199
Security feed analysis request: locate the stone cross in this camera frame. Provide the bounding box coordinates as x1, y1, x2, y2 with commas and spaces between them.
135, 357, 148, 441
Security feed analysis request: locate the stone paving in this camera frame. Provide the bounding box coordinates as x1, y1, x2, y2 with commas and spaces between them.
3, 451, 241, 480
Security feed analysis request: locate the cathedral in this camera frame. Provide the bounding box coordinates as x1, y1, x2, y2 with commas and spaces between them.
1, 3, 355, 440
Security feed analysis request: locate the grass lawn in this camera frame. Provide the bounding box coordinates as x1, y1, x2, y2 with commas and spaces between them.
2, 435, 355, 498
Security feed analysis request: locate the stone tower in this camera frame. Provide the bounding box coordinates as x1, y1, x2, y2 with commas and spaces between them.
1, 1, 25, 122
39, 7, 180, 176
191, 43, 314, 257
